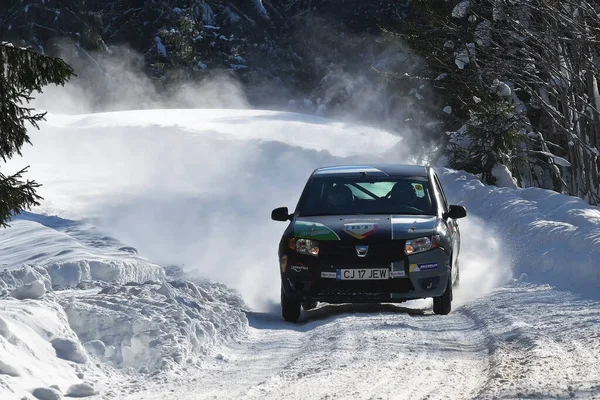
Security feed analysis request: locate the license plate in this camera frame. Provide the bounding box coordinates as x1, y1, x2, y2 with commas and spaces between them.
336, 268, 390, 280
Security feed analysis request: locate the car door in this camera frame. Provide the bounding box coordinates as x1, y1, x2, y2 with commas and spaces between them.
433, 173, 460, 281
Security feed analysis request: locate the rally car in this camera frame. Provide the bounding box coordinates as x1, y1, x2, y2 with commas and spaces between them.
271, 164, 467, 322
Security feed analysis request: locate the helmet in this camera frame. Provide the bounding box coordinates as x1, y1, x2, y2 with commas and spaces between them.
390, 181, 417, 205
327, 184, 354, 208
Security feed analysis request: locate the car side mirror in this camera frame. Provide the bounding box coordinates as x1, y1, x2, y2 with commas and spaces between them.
271, 207, 291, 222
445, 205, 467, 220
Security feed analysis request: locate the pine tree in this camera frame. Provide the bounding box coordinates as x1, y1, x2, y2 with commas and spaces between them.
0, 42, 74, 227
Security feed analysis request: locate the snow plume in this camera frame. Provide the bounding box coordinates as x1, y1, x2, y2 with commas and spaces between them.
11, 110, 403, 311
285, 15, 441, 163
437, 169, 514, 305
30, 43, 249, 114
451, 215, 512, 306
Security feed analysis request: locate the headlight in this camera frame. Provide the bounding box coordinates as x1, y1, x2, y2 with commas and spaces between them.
292, 238, 319, 257
405, 235, 440, 255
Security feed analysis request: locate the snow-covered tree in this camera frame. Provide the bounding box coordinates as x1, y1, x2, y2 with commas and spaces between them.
403, 0, 600, 203
0, 43, 74, 226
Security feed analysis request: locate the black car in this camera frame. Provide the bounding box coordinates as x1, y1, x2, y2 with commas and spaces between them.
271, 164, 467, 322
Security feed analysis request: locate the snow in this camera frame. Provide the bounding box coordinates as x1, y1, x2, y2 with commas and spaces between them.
491, 163, 519, 188
452, 0, 470, 18
10, 279, 46, 300
0, 360, 20, 377
475, 20, 492, 46
252, 0, 269, 19
491, 79, 512, 97
32, 387, 63, 400
0, 297, 104, 399
154, 37, 166, 57
439, 168, 600, 295
455, 49, 470, 69
1, 108, 600, 398
65, 383, 97, 397
51, 338, 88, 364
552, 155, 572, 167
61, 281, 247, 372
201, 3, 215, 25
533, 150, 572, 167
593, 74, 600, 118
0, 216, 165, 290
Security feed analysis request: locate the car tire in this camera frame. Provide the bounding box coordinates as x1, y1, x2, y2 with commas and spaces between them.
302, 300, 318, 311
433, 275, 452, 315
281, 287, 301, 322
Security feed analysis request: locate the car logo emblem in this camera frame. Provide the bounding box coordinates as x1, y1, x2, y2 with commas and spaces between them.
356, 245, 369, 257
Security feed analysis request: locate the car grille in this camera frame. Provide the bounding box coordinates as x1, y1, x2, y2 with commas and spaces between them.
318, 240, 406, 265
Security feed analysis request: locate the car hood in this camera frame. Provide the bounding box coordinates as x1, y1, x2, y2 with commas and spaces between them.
293, 215, 439, 241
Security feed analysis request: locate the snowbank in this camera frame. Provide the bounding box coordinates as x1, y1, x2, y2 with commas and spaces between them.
0, 296, 101, 399
60, 280, 247, 372
438, 168, 600, 294
0, 279, 248, 398
0, 215, 165, 292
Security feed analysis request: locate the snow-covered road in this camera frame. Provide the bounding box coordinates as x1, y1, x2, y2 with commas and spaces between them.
120, 283, 600, 400
2, 109, 599, 399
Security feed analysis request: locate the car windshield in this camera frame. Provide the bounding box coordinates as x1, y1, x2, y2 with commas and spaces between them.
297, 176, 436, 216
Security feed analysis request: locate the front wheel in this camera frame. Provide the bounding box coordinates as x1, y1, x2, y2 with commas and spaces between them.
433, 275, 452, 315
281, 287, 301, 322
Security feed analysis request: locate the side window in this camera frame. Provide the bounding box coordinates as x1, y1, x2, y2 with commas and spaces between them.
433, 175, 449, 213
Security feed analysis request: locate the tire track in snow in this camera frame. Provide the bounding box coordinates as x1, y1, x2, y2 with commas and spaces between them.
457, 283, 600, 399
244, 305, 489, 400
122, 303, 491, 400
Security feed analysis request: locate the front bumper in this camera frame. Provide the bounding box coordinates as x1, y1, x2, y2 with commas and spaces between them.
281, 247, 451, 303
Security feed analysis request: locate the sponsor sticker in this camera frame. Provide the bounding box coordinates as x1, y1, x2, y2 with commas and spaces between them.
343, 223, 379, 239
321, 271, 336, 279
409, 262, 438, 272
294, 221, 340, 241
291, 265, 308, 272
390, 270, 406, 278
418, 262, 438, 270
413, 183, 425, 198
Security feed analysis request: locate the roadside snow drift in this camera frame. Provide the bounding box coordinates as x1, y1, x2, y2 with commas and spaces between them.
0, 213, 165, 294
0, 296, 102, 399
439, 168, 600, 295
61, 280, 248, 372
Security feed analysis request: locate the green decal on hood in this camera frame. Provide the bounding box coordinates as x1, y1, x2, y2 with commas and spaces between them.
294, 221, 340, 240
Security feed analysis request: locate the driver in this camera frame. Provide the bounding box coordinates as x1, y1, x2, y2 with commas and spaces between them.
390, 181, 418, 206
327, 184, 354, 211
